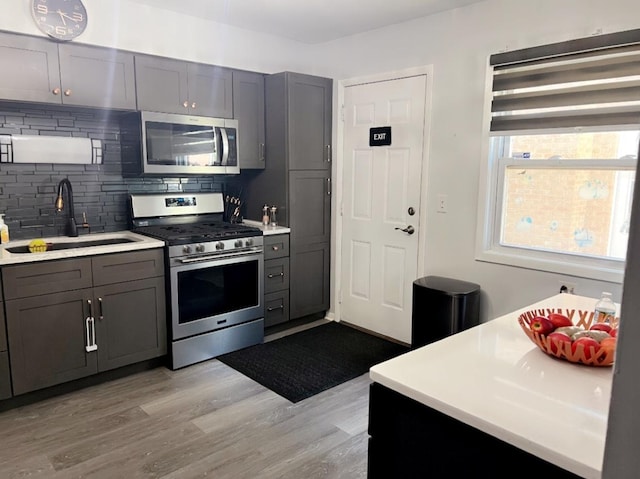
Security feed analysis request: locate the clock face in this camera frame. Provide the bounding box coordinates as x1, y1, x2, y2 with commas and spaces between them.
31, 0, 88, 41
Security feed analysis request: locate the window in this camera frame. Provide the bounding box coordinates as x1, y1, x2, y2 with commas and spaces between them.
478, 30, 640, 282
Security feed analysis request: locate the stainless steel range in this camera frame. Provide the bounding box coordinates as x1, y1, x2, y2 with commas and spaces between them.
130, 192, 264, 369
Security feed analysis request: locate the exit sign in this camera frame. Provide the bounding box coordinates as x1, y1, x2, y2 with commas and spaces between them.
369, 126, 392, 147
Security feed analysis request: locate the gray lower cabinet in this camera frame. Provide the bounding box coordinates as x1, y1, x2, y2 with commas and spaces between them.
264, 234, 290, 327
2, 249, 166, 396
0, 277, 11, 400
290, 242, 330, 319
135, 54, 233, 117
233, 70, 266, 169
0, 32, 136, 109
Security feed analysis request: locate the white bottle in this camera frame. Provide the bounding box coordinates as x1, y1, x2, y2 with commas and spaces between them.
0, 214, 9, 244
594, 292, 616, 324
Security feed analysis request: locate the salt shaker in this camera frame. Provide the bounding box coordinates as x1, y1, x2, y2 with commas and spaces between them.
262, 205, 270, 225
270, 206, 278, 227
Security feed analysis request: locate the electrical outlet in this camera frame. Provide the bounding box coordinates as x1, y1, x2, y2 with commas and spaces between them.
558, 281, 576, 294
437, 194, 448, 213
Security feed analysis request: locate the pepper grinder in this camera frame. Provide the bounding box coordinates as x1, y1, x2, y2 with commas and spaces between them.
270, 206, 278, 227
262, 204, 270, 225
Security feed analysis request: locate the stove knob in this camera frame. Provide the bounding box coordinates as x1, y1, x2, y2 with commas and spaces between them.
234, 240, 243, 248
216, 242, 225, 250
183, 245, 192, 254
245, 238, 254, 247
195, 244, 205, 253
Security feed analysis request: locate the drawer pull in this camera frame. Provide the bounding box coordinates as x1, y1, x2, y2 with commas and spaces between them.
267, 305, 285, 312
267, 272, 285, 279
272, 245, 279, 251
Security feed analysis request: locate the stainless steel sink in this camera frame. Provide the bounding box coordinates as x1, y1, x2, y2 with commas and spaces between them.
6, 237, 136, 254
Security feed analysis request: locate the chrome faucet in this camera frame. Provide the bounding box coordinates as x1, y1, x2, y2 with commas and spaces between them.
55, 178, 78, 237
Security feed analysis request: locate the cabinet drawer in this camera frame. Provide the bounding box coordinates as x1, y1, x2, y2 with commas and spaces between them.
264, 234, 289, 260
92, 249, 164, 286
0, 351, 10, 400
264, 258, 289, 294
2, 258, 92, 299
265, 290, 290, 328
0, 304, 5, 352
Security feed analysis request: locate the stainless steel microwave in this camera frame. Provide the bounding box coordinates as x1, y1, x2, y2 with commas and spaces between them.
120, 111, 239, 176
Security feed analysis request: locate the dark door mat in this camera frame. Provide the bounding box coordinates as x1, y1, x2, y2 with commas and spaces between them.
217, 322, 409, 403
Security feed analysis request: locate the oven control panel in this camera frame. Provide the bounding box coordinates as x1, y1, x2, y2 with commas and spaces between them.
168, 236, 264, 260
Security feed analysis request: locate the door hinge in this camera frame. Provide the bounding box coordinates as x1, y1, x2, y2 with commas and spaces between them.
340, 104, 345, 122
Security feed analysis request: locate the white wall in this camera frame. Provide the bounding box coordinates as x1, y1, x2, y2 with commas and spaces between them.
313, 0, 640, 320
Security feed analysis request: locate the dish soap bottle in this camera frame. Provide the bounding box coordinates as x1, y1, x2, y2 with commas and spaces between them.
594, 292, 616, 324
0, 214, 9, 244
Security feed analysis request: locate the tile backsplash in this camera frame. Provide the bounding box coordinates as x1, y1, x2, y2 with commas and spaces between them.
0, 103, 229, 240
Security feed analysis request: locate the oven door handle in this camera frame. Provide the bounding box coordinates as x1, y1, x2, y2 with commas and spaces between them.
177, 248, 263, 264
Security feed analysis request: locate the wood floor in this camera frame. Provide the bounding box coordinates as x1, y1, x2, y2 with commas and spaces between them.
0, 325, 370, 479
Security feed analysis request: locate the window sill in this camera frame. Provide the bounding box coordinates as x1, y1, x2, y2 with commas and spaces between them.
475, 248, 624, 284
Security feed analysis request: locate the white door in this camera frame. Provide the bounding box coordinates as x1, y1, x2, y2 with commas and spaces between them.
340, 75, 427, 343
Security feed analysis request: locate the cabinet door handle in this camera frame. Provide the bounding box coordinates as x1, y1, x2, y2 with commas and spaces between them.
52, 87, 61, 95
183, 101, 189, 108
267, 305, 285, 312
260, 143, 265, 162
85, 317, 97, 352
327, 178, 331, 196
85, 299, 98, 352
267, 272, 285, 278
326, 144, 331, 163
98, 297, 104, 321
64, 89, 72, 96
191, 102, 197, 109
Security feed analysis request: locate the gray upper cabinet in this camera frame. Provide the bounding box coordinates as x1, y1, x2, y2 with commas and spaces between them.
135, 55, 233, 117
233, 70, 266, 169
287, 73, 332, 171
0, 32, 136, 110
58, 44, 136, 110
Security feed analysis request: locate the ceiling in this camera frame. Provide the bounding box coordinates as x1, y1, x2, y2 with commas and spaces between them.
127, 0, 486, 44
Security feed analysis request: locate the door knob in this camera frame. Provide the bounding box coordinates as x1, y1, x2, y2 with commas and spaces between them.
395, 225, 415, 235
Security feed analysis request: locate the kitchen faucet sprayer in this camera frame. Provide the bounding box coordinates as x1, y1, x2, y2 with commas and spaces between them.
55, 178, 78, 237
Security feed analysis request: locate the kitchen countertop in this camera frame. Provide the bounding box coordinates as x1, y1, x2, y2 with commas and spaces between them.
0, 231, 165, 266
243, 219, 291, 235
370, 293, 614, 479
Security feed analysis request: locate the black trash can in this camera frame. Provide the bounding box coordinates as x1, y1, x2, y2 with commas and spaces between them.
411, 276, 481, 348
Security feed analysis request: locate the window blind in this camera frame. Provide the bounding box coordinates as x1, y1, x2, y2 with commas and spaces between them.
489, 29, 640, 133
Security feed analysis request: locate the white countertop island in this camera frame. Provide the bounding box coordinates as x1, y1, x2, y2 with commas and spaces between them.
370, 293, 614, 479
